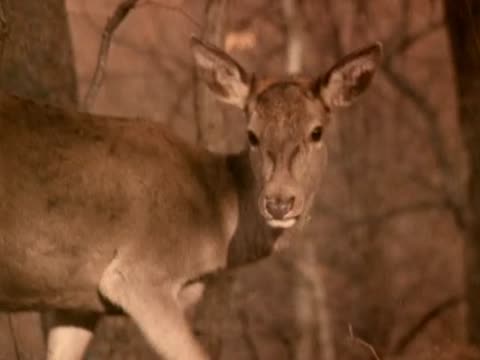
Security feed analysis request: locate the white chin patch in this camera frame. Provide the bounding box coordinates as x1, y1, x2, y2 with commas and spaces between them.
267, 218, 297, 229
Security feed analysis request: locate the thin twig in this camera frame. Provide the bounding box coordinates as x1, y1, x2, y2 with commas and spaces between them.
393, 295, 464, 355
349, 324, 381, 360
381, 63, 465, 226
384, 20, 444, 63
7, 315, 20, 360
82, 0, 139, 111
137, 0, 201, 29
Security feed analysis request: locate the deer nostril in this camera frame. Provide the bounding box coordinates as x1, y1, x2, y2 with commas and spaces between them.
265, 196, 295, 219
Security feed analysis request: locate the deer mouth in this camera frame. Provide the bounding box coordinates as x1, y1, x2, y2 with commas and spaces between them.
267, 217, 297, 229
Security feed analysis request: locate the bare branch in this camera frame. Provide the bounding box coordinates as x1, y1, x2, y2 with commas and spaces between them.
392, 295, 463, 355
381, 64, 465, 225
384, 20, 444, 63
379, 11, 449, 184
383, 0, 410, 59
381, 64, 437, 120
381, 66, 444, 172
381, 0, 443, 64
7, 315, 20, 360
82, 0, 139, 111
349, 325, 382, 360
137, 0, 201, 29
233, 1, 281, 32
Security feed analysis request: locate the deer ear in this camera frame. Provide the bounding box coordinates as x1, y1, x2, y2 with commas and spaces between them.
191, 36, 250, 109
318, 42, 382, 109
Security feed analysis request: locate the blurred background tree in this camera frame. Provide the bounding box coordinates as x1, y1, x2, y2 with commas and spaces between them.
0, 1, 76, 358
444, 0, 480, 349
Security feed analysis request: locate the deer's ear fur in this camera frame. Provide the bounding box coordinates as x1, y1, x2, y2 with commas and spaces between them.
318, 42, 382, 109
191, 37, 250, 108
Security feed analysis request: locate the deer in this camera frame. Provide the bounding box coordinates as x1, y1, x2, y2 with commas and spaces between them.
0, 37, 381, 359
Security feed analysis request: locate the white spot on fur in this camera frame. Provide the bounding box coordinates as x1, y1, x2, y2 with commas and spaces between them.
47, 325, 94, 360
267, 218, 297, 229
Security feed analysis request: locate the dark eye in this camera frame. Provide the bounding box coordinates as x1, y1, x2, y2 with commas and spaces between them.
310, 126, 323, 142
247, 130, 260, 147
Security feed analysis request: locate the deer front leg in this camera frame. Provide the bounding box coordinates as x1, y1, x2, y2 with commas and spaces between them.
99, 257, 209, 360
46, 310, 99, 360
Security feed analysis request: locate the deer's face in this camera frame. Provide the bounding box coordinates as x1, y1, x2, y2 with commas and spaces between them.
244, 83, 328, 228
192, 38, 382, 229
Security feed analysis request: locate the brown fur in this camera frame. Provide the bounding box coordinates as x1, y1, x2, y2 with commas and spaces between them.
0, 94, 235, 311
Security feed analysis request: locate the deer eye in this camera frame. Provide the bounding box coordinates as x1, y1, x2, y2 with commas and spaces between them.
247, 130, 260, 147
310, 126, 323, 142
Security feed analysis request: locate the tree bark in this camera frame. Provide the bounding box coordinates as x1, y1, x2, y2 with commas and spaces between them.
0, 0, 77, 107
0, 1, 77, 358
443, 0, 480, 347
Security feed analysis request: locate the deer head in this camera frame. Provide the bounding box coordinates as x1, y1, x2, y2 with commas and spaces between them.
192, 37, 382, 229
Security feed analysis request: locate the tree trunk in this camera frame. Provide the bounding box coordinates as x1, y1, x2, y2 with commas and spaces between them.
0, 0, 77, 106
193, 0, 229, 152
443, 0, 480, 347
0, 1, 77, 358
